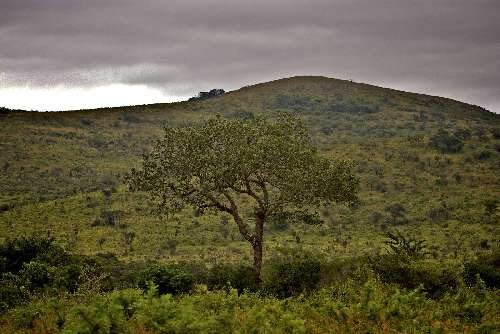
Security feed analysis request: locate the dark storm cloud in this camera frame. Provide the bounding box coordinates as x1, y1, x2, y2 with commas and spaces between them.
1, 0, 499, 111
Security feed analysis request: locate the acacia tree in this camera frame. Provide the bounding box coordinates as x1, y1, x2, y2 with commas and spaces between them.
127, 115, 358, 282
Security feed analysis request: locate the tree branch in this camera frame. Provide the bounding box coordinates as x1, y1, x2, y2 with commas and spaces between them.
257, 181, 269, 209
243, 179, 266, 213
222, 190, 253, 242
205, 192, 232, 213
227, 180, 266, 214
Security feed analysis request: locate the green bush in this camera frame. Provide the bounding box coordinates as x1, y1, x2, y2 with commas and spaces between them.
384, 204, 409, 225
0, 273, 28, 312
63, 290, 142, 334
370, 256, 460, 297
92, 210, 117, 227
205, 263, 257, 292
268, 212, 291, 231
464, 250, 500, 288
370, 231, 460, 297
0, 236, 63, 274
263, 248, 323, 298
0, 237, 86, 312
19, 261, 52, 290
83, 253, 147, 291
12, 303, 43, 329
2, 279, 498, 333
53, 263, 82, 293
120, 112, 142, 124
384, 230, 428, 260
474, 150, 493, 160
138, 264, 195, 295
429, 130, 464, 153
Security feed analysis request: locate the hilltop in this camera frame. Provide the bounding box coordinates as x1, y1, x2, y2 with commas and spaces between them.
0, 76, 498, 262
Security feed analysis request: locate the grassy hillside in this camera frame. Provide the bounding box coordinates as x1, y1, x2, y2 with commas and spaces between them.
1, 76, 499, 333
0, 76, 499, 264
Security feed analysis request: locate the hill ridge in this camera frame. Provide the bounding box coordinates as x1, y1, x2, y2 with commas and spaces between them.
2, 76, 495, 117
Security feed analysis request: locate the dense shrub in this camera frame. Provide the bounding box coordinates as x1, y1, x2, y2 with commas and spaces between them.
384, 231, 427, 260
474, 150, 493, 160
427, 205, 452, 223
11, 278, 498, 334
205, 263, 257, 292
19, 261, 52, 290
0, 273, 28, 312
79, 117, 93, 126
453, 128, 472, 140
464, 250, 500, 288
228, 110, 255, 120
384, 203, 409, 225
0, 236, 68, 274
83, 253, 148, 291
370, 232, 460, 297
328, 103, 380, 114
12, 303, 44, 330
64, 289, 142, 334
120, 112, 142, 124
272, 94, 315, 111
138, 264, 195, 295
0, 237, 150, 312
263, 248, 323, 298
267, 212, 291, 231
0, 237, 90, 312
92, 210, 117, 227
370, 256, 460, 297
429, 130, 464, 153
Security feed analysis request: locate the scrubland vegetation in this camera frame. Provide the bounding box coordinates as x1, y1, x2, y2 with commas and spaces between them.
0, 76, 499, 333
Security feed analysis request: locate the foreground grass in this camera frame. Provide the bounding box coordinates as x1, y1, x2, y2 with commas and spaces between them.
1, 278, 498, 334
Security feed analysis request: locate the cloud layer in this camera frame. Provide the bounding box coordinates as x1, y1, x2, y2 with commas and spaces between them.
1, 0, 499, 111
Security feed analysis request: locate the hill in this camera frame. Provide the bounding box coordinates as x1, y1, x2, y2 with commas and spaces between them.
0, 76, 499, 262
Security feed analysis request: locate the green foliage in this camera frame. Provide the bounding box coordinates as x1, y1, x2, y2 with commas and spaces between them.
0, 273, 28, 312
440, 278, 490, 323
4, 277, 498, 333
370, 232, 460, 297
429, 129, 464, 153
371, 257, 461, 297
267, 212, 291, 231
267, 210, 322, 231
205, 263, 258, 292
127, 114, 358, 282
384, 230, 428, 260
384, 204, 409, 225
19, 261, 52, 290
63, 289, 142, 334
79, 253, 148, 291
0, 237, 150, 313
0, 236, 61, 274
263, 248, 323, 298
120, 112, 142, 124
328, 102, 380, 114
0, 237, 75, 311
94, 210, 116, 227
138, 264, 195, 295
12, 303, 43, 329
127, 115, 358, 214
464, 250, 500, 288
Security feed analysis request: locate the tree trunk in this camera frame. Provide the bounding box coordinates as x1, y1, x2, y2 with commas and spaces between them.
252, 213, 265, 284
252, 238, 263, 284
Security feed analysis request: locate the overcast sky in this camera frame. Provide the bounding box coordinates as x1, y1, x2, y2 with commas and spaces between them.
1, 0, 499, 112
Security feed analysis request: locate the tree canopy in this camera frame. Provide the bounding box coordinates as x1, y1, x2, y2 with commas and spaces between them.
127, 115, 358, 281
